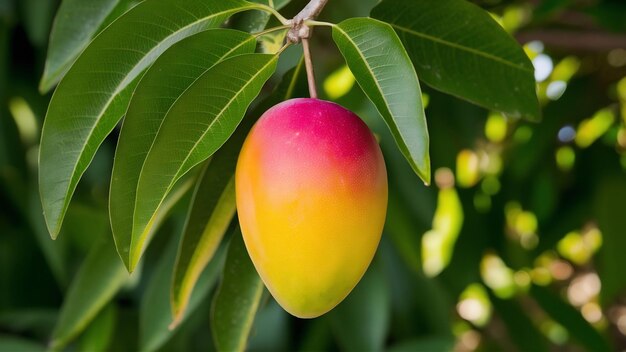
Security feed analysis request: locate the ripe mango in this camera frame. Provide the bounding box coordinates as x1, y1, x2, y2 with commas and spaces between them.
235, 98, 388, 318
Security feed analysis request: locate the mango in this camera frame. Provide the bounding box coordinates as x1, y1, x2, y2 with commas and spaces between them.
235, 98, 388, 318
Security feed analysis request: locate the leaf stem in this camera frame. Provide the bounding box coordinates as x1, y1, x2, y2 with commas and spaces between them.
301, 38, 317, 99
253, 25, 290, 38
254, 4, 289, 25
305, 20, 335, 28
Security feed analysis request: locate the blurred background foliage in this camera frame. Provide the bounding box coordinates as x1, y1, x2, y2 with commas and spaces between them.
1, 0, 626, 351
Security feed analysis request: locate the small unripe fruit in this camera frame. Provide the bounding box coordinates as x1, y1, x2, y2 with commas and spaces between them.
236, 98, 388, 318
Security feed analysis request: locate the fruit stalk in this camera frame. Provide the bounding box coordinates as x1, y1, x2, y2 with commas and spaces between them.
301, 38, 318, 99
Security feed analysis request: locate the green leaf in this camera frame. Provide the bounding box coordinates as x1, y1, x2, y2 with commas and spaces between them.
140, 232, 227, 352
332, 18, 430, 184
78, 303, 117, 352
595, 177, 626, 306
490, 294, 549, 352
530, 285, 611, 351
170, 58, 307, 325
329, 261, 390, 352
371, 0, 539, 120
211, 228, 264, 352
49, 235, 128, 351
122, 53, 277, 272
0, 336, 46, 352
230, 0, 291, 33
39, 0, 257, 239
388, 336, 454, 352
39, 0, 134, 93
109, 29, 257, 271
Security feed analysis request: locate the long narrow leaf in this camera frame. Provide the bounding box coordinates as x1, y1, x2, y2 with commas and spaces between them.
371, 0, 539, 120
109, 29, 257, 271
170, 59, 307, 325
332, 18, 430, 184
140, 232, 227, 352
127, 53, 278, 272
39, 0, 257, 239
49, 236, 128, 351
39, 0, 136, 93
211, 229, 264, 352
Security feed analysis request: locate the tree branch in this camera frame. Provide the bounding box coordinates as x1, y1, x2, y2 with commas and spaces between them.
287, 0, 329, 43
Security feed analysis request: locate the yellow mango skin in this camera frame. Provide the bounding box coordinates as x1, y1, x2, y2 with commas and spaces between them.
236, 98, 388, 318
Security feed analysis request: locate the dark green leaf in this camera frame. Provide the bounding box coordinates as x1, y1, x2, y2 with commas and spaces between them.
39, 0, 258, 239
0, 336, 45, 352
39, 0, 134, 93
109, 29, 257, 271
170, 58, 306, 324
595, 177, 626, 306
530, 285, 611, 351
490, 294, 549, 352
371, 0, 539, 120
229, 0, 291, 34
124, 53, 277, 272
388, 336, 454, 352
78, 303, 116, 352
332, 18, 430, 184
329, 261, 390, 352
140, 232, 227, 352
49, 236, 128, 351
212, 229, 264, 352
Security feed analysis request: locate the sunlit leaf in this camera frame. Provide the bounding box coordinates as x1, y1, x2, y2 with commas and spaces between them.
170, 58, 307, 325
212, 228, 264, 352
39, 0, 258, 239
39, 0, 137, 93
109, 29, 257, 271
371, 0, 539, 120
49, 236, 128, 351
422, 177, 463, 277
333, 18, 430, 184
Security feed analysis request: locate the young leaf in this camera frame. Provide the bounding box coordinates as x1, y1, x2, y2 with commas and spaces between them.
109, 29, 257, 271
211, 229, 264, 352
39, 0, 136, 93
49, 236, 128, 351
140, 233, 227, 352
371, 0, 540, 120
170, 59, 307, 325
332, 18, 430, 184
39, 0, 257, 239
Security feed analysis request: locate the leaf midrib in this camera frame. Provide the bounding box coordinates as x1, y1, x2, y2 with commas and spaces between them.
388, 23, 532, 73
130, 54, 277, 265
